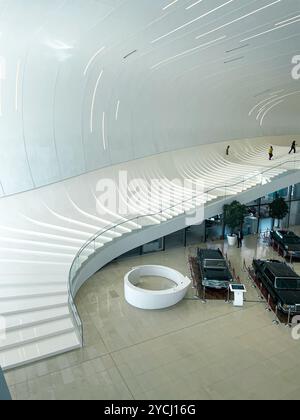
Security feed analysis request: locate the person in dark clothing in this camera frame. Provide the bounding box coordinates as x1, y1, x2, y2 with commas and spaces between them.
269, 146, 274, 161
226, 145, 230, 156
289, 141, 297, 154
237, 230, 244, 248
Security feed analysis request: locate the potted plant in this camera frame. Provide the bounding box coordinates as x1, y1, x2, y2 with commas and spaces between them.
269, 195, 289, 229
223, 201, 248, 246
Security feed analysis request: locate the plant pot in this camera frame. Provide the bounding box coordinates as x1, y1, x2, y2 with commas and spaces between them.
227, 234, 237, 246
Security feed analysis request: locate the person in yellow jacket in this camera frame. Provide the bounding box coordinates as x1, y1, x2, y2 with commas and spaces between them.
269, 146, 274, 161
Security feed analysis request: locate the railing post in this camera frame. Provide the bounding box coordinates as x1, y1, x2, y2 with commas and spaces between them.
266, 294, 271, 312
226, 286, 230, 303
273, 304, 280, 325
287, 308, 292, 328
202, 286, 206, 303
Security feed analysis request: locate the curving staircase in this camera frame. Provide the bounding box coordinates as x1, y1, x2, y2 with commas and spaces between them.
0, 137, 299, 370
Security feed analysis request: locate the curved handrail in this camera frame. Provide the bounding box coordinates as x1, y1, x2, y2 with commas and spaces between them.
67, 156, 300, 344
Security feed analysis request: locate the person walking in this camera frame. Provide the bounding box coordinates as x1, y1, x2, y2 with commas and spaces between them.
289, 140, 297, 154
226, 145, 230, 156
237, 230, 244, 249
268, 146, 274, 161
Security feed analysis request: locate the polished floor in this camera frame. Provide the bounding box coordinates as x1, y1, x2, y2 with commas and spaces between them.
4, 227, 300, 400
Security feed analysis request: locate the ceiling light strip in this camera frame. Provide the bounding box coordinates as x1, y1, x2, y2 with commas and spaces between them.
269, 89, 285, 95
84, 46, 105, 76
256, 98, 281, 120
90, 70, 103, 133
0, 82, 2, 117
240, 18, 300, 43
225, 44, 249, 53
186, 0, 203, 11
196, 0, 281, 40
260, 99, 284, 126
151, 35, 226, 69
15, 60, 21, 112
115, 100, 120, 121
163, 0, 179, 11
249, 95, 279, 116
256, 90, 300, 120
275, 14, 300, 26
102, 112, 107, 150
224, 56, 244, 64
152, 0, 234, 44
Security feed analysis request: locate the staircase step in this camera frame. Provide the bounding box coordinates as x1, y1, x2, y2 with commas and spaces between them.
0, 295, 68, 316
2, 306, 70, 331
0, 318, 74, 351
0, 274, 66, 285
0, 331, 81, 371
0, 285, 66, 299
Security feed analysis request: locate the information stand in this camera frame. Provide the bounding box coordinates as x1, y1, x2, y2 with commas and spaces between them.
229, 284, 246, 307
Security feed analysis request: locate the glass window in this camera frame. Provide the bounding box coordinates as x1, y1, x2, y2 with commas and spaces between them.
204, 259, 226, 269
264, 268, 276, 284
275, 278, 300, 290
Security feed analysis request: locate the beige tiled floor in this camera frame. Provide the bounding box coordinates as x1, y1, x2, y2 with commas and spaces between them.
4, 227, 300, 400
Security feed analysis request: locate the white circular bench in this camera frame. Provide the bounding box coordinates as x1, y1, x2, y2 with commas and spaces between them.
124, 265, 191, 310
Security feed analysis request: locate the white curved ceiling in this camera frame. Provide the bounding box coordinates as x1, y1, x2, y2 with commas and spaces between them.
0, 0, 299, 196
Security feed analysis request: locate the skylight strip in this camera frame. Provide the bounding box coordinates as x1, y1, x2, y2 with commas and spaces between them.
152, 0, 234, 44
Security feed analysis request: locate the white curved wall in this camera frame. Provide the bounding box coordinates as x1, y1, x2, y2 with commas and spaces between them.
0, 0, 300, 196
124, 266, 191, 310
